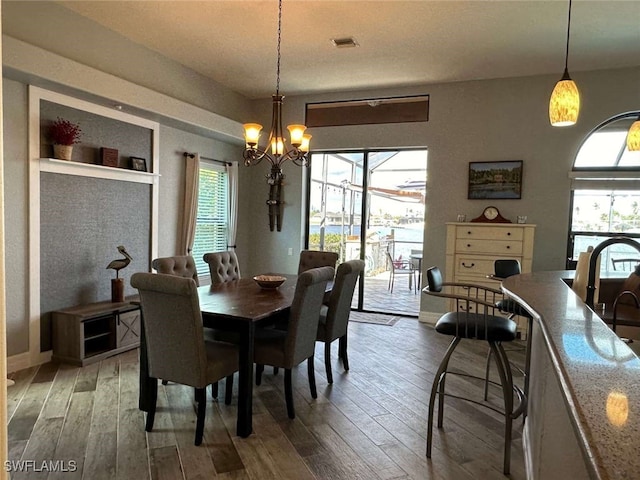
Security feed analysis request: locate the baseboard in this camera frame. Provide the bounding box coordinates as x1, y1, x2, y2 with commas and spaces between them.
7, 350, 52, 374
7, 352, 30, 374
418, 311, 439, 325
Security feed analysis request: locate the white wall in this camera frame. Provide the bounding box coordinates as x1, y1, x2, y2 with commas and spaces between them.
244, 67, 640, 313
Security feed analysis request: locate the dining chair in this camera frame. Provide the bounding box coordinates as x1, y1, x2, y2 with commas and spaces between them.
385, 250, 416, 293
316, 259, 365, 383
253, 266, 335, 419
297, 250, 339, 274
152, 255, 233, 402
423, 266, 525, 475
203, 250, 241, 284
151, 254, 199, 285
131, 272, 239, 446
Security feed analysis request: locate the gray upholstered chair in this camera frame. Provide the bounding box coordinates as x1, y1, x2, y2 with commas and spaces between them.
151, 255, 199, 285
316, 259, 365, 383
131, 272, 239, 446
253, 266, 335, 419
297, 250, 338, 274
152, 254, 232, 401
203, 250, 241, 284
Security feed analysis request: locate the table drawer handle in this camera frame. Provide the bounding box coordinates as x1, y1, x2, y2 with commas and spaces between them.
461, 262, 475, 268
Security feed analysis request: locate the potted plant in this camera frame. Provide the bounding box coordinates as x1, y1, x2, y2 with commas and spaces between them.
49, 117, 82, 160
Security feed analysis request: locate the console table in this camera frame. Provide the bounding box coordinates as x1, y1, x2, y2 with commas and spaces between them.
52, 297, 140, 366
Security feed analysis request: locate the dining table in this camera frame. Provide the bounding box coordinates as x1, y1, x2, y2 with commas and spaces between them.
138, 274, 301, 438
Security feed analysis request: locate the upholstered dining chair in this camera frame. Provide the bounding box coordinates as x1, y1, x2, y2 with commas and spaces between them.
203, 250, 241, 284
131, 272, 239, 446
253, 266, 335, 419
423, 266, 525, 475
297, 250, 339, 274
152, 255, 199, 285
316, 259, 365, 383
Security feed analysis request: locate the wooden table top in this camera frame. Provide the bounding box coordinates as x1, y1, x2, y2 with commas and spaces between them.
197, 275, 298, 322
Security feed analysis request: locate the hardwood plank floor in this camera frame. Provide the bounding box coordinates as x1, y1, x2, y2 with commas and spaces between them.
7, 318, 527, 479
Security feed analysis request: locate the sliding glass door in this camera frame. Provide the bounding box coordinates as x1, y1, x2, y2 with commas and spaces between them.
306, 149, 427, 316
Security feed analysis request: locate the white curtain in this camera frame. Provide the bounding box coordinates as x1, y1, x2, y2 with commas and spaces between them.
180, 153, 200, 255
227, 161, 239, 250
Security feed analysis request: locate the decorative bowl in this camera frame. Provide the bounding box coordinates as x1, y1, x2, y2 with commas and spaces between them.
253, 275, 286, 289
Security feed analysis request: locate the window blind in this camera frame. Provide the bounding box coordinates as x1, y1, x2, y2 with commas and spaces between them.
192, 161, 228, 276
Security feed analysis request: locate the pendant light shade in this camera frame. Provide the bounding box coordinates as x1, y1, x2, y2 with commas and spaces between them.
549, 69, 580, 127
627, 120, 640, 151
549, 0, 580, 127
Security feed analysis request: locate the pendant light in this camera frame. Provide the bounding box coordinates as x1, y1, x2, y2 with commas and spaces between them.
549, 0, 580, 127
627, 120, 640, 151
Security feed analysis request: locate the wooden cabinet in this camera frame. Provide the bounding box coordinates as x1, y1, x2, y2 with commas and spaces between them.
445, 222, 536, 333
52, 298, 140, 366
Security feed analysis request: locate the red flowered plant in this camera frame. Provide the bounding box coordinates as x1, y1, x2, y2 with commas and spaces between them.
49, 117, 82, 145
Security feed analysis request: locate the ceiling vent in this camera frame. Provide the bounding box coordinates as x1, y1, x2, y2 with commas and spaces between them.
331, 37, 359, 48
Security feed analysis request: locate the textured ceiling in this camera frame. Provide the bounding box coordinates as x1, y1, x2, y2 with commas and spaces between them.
57, 1, 640, 99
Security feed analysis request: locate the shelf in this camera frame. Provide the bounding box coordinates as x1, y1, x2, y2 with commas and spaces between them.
39, 158, 159, 185
84, 331, 112, 342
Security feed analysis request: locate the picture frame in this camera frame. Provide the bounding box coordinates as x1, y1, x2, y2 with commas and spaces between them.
130, 157, 147, 172
468, 160, 523, 200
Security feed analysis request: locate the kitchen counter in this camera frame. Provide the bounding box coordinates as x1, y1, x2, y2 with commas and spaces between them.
502, 271, 639, 480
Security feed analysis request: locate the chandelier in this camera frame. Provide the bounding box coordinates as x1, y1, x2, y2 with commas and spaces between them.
549, 0, 580, 127
242, 0, 311, 232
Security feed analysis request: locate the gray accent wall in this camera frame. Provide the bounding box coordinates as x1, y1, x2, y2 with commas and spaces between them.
39, 173, 151, 351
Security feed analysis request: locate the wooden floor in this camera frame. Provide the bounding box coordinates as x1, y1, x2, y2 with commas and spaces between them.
7, 318, 527, 479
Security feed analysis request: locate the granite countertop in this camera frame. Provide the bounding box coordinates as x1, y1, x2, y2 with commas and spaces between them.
502, 271, 640, 480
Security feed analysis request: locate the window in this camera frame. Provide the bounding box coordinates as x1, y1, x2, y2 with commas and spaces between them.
192, 161, 228, 276
568, 113, 640, 271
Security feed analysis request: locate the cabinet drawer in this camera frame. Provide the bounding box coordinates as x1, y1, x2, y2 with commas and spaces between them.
455, 239, 523, 255
456, 225, 524, 241
454, 256, 496, 277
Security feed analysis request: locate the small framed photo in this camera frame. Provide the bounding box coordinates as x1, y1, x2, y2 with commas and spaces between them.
468, 160, 523, 200
130, 157, 147, 172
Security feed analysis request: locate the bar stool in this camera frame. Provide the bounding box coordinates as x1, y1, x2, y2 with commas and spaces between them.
423, 266, 526, 475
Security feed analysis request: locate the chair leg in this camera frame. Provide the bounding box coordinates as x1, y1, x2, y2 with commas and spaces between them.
483, 347, 493, 400
426, 337, 460, 459
339, 334, 349, 371
324, 342, 333, 384
388, 270, 393, 292
211, 382, 218, 400
284, 369, 295, 419
308, 356, 317, 399
194, 387, 206, 446
256, 364, 264, 386
490, 341, 514, 476
224, 374, 233, 405
145, 378, 158, 432
273, 367, 279, 375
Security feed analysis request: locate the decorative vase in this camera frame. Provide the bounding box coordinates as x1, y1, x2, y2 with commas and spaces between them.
53, 144, 73, 161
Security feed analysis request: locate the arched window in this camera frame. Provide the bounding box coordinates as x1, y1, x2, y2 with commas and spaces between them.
568, 112, 640, 271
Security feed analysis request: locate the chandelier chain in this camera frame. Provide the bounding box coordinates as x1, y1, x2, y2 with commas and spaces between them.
564, 0, 572, 71
276, 0, 282, 96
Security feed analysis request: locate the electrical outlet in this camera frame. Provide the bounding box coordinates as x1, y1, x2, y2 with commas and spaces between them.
287, 248, 293, 256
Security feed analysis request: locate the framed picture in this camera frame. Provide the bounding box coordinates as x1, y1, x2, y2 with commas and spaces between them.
130, 157, 147, 172
468, 160, 523, 200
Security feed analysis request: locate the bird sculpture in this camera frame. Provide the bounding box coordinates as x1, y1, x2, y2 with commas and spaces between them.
106, 245, 133, 279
